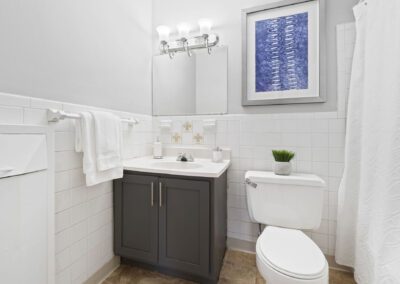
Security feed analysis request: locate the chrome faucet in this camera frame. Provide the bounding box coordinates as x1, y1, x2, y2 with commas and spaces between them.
176, 152, 194, 162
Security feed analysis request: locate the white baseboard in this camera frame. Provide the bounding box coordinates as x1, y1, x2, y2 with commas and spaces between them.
326, 255, 353, 272
227, 237, 256, 253
84, 256, 120, 284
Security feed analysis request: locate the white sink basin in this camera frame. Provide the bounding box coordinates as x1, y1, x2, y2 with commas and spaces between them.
151, 161, 203, 170
123, 156, 231, 178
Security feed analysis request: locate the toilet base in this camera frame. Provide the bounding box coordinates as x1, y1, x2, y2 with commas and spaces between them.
256, 254, 329, 284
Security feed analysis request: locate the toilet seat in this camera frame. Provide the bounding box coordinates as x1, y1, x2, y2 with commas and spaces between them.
256, 226, 328, 281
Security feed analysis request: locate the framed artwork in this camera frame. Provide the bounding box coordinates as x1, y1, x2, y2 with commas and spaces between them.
242, 0, 326, 106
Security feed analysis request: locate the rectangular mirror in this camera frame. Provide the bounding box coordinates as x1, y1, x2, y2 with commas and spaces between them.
152, 46, 228, 116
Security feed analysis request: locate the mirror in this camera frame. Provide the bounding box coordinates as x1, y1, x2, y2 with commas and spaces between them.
152, 46, 228, 116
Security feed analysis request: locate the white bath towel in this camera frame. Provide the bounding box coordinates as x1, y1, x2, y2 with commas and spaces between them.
75, 112, 123, 186
89, 111, 123, 171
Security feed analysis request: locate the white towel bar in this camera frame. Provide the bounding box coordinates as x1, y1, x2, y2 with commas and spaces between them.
47, 109, 139, 126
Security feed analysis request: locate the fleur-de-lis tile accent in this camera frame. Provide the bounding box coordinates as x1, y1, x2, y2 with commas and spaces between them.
193, 133, 204, 144
172, 132, 181, 144
182, 121, 193, 132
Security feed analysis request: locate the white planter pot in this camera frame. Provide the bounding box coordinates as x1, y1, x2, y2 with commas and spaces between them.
274, 162, 292, 175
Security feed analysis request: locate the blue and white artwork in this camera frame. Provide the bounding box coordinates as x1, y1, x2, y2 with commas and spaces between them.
255, 12, 308, 93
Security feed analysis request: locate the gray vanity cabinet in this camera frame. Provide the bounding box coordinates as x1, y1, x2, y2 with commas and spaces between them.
113, 174, 159, 265
114, 171, 227, 283
158, 178, 210, 276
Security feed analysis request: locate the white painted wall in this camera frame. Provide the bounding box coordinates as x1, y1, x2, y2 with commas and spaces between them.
152, 0, 358, 114
0, 0, 152, 114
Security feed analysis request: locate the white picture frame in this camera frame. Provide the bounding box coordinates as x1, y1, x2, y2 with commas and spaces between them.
242, 0, 326, 106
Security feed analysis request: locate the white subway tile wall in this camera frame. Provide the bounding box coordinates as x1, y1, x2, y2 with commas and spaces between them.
153, 22, 355, 256
0, 92, 154, 284
154, 113, 346, 255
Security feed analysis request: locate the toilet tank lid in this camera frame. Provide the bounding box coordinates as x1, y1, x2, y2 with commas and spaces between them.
245, 171, 326, 187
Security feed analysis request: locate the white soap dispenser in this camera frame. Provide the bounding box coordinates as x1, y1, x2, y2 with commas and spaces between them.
153, 137, 163, 159
212, 146, 223, 163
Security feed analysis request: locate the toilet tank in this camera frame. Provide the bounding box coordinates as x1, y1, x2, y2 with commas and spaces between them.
245, 171, 326, 230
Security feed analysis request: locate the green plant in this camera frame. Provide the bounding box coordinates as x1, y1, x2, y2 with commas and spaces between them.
272, 150, 295, 162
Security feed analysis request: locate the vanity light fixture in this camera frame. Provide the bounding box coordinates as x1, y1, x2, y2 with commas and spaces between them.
177, 23, 192, 57
156, 19, 219, 58
177, 22, 191, 38
198, 18, 212, 35
156, 25, 174, 59
198, 18, 213, 54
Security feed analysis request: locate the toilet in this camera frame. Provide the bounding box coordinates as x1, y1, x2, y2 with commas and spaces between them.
245, 171, 328, 284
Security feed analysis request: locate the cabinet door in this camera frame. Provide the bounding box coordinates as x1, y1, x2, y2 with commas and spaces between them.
114, 174, 158, 264
158, 178, 210, 276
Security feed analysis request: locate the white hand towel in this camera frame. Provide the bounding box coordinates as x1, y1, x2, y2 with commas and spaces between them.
74, 119, 83, 153
89, 111, 123, 171
75, 112, 123, 187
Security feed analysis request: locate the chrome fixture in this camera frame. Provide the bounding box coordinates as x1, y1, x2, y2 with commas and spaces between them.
156, 19, 219, 58
180, 37, 192, 57
176, 153, 194, 162
156, 25, 174, 59
159, 182, 163, 207
150, 182, 154, 207
245, 178, 258, 189
47, 109, 139, 126
177, 23, 193, 57
199, 19, 213, 54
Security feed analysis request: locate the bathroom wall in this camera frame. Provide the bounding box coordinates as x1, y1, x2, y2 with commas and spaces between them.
151, 0, 357, 256
152, 0, 358, 114
0, 92, 154, 283
154, 22, 356, 256
0, 6, 356, 284
0, 0, 153, 114
155, 112, 346, 256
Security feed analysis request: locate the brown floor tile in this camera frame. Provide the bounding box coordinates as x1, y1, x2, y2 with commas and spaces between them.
219, 250, 257, 283
223, 250, 256, 268
255, 270, 266, 284
103, 265, 194, 284
103, 250, 356, 284
329, 269, 356, 284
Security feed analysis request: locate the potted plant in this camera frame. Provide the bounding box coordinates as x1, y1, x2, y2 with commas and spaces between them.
272, 150, 295, 175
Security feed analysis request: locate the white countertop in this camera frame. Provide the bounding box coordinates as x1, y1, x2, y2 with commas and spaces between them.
123, 156, 231, 178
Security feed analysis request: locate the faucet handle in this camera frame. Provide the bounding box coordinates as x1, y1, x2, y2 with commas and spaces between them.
176, 152, 186, 161
176, 152, 194, 162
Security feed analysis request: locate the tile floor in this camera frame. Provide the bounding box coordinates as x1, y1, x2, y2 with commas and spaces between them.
103, 250, 356, 284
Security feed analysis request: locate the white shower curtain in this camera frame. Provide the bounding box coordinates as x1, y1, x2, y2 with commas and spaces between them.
335, 0, 400, 283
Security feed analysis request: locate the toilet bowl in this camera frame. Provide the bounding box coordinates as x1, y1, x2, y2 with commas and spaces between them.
245, 171, 328, 284
256, 226, 328, 284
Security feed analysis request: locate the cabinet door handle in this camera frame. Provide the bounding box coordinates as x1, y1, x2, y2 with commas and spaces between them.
159, 182, 162, 207
150, 182, 154, 207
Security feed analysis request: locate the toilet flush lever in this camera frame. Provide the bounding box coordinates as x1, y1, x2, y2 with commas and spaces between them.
245, 178, 257, 189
